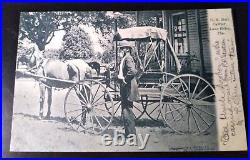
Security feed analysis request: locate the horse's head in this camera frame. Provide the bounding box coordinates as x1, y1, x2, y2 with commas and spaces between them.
87, 62, 100, 76
27, 53, 37, 68
26, 50, 46, 71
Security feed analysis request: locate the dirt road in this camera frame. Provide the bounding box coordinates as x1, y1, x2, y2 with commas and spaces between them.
10, 78, 218, 152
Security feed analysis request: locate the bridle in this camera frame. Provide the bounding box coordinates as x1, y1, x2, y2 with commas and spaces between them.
27, 51, 46, 74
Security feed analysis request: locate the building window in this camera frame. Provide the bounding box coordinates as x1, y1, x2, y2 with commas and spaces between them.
172, 12, 188, 55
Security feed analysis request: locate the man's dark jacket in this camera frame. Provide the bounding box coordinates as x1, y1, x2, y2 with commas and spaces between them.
120, 55, 140, 102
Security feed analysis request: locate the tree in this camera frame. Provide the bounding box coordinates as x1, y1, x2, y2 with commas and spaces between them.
17, 38, 34, 56
60, 26, 93, 60
19, 12, 86, 51
91, 11, 136, 63
102, 50, 115, 64
18, 11, 136, 62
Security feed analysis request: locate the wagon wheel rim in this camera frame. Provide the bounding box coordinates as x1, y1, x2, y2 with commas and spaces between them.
132, 100, 146, 120
105, 100, 145, 121
104, 79, 145, 121
143, 73, 175, 121
64, 80, 114, 135
143, 96, 162, 122
160, 74, 216, 135
104, 78, 123, 120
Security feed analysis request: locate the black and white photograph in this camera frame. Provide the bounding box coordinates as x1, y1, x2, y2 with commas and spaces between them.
8, 9, 247, 152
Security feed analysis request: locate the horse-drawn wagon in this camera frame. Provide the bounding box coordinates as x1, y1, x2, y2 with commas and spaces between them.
64, 26, 216, 135
18, 26, 216, 135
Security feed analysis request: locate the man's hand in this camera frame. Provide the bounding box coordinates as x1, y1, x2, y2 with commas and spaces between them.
118, 77, 127, 85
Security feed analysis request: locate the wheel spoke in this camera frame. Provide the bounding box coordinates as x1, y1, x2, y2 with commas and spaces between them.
191, 78, 200, 99
163, 104, 168, 120
95, 107, 109, 112
92, 101, 109, 107
71, 93, 86, 105
93, 94, 105, 105
114, 101, 120, 106
132, 111, 137, 119
163, 91, 188, 104
114, 103, 121, 115
179, 78, 188, 99
169, 107, 186, 124
74, 86, 88, 104
83, 85, 90, 103
155, 108, 161, 120
191, 107, 211, 127
94, 110, 110, 123
148, 103, 160, 115
106, 101, 119, 111
133, 104, 143, 113
72, 94, 87, 106
101, 115, 110, 123
66, 108, 86, 114
94, 115, 103, 129
65, 102, 86, 108
170, 104, 184, 119
163, 104, 185, 114
190, 109, 201, 133
90, 114, 95, 132
179, 88, 189, 95
194, 85, 209, 99
69, 110, 86, 123
187, 109, 190, 133
91, 84, 101, 103
192, 104, 216, 117
169, 104, 175, 120
191, 100, 215, 106
171, 83, 187, 100
198, 94, 215, 101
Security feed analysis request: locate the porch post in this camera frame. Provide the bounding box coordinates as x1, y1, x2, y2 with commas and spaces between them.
196, 9, 205, 76
162, 10, 170, 73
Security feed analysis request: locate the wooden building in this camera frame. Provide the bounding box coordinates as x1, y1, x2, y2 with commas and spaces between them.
135, 10, 212, 77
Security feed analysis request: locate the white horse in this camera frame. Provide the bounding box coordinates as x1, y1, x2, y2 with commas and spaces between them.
28, 53, 94, 119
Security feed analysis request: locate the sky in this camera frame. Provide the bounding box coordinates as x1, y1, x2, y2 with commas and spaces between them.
45, 25, 104, 54
45, 30, 65, 50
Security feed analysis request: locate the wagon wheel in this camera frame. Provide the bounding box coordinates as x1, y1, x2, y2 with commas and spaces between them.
105, 80, 145, 121
144, 73, 176, 121
64, 79, 114, 135
104, 77, 122, 120
105, 96, 145, 121
160, 74, 216, 135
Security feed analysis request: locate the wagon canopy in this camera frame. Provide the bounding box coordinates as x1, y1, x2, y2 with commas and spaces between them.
113, 26, 182, 73
113, 26, 168, 41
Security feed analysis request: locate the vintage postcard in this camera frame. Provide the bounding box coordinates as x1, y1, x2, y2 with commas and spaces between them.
10, 9, 247, 152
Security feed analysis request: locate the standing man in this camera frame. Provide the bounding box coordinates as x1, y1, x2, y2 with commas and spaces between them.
118, 43, 140, 138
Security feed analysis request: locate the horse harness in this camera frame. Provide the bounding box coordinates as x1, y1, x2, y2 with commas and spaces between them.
35, 59, 82, 91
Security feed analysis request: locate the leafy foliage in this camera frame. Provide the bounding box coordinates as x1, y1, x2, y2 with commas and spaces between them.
17, 39, 34, 56
19, 12, 86, 51
91, 11, 136, 63
18, 11, 136, 63
44, 49, 62, 59
101, 50, 115, 64
60, 26, 93, 60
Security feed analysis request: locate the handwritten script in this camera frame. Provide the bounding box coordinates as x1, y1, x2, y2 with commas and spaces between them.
209, 11, 246, 150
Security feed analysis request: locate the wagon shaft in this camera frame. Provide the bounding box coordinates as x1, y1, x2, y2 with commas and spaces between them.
16, 69, 77, 85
